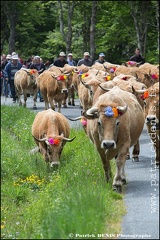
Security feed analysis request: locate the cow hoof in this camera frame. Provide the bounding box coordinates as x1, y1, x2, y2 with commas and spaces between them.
68, 102, 71, 105
72, 103, 75, 106
156, 163, 159, 169
121, 179, 127, 185
132, 157, 139, 162
126, 154, 130, 160
112, 185, 122, 193
33, 106, 37, 110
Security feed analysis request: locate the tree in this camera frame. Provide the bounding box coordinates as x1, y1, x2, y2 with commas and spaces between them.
90, 1, 98, 61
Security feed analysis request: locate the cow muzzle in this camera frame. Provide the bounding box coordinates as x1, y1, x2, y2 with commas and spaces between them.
101, 140, 116, 149
50, 162, 60, 167
146, 115, 157, 124
61, 89, 68, 93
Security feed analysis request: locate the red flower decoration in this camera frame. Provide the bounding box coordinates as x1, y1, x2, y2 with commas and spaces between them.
48, 138, 60, 145
57, 75, 67, 81
122, 77, 127, 80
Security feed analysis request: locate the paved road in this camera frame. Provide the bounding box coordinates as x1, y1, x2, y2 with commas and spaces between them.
1, 96, 159, 239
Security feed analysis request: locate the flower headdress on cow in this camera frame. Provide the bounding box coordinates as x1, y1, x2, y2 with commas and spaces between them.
48, 138, 60, 145
104, 106, 125, 117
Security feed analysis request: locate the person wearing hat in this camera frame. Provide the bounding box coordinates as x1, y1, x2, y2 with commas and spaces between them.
3, 54, 22, 102
77, 52, 92, 67
67, 53, 76, 66
94, 53, 106, 64
29, 55, 46, 102
54, 52, 68, 67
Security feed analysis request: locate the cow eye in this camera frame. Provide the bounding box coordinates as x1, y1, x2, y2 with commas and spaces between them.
116, 121, 120, 126
97, 121, 101, 126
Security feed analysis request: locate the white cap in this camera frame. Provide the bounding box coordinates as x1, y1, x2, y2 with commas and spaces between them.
12, 54, 19, 60
6, 54, 12, 59
68, 53, 73, 56
84, 52, 90, 56
59, 52, 66, 56
99, 53, 105, 57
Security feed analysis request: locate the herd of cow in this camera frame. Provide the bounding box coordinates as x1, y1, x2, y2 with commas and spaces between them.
14, 61, 159, 193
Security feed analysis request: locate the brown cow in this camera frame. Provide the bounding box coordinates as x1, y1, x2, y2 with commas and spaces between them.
84, 86, 145, 192
14, 68, 39, 109
31, 109, 76, 166
140, 82, 159, 167
36, 69, 70, 112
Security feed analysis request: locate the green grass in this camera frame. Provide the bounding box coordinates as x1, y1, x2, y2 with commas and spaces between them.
1, 105, 126, 239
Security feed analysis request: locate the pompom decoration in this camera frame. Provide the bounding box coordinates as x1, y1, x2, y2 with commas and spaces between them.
80, 118, 87, 126
142, 91, 149, 100
57, 75, 67, 81
30, 69, 36, 74
110, 67, 116, 73
104, 106, 114, 117
112, 107, 119, 117
122, 76, 127, 80
151, 74, 158, 79
78, 70, 83, 75
81, 73, 89, 79
105, 76, 111, 81
128, 61, 136, 65
48, 138, 60, 145
104, 106, 119, 117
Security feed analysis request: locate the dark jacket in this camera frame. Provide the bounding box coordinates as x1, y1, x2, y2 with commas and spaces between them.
130, 54, 145, 64
29, 63, 46, 74
54, 59, 68, 67
77, 58, 92, 67
3, 61, 22, 82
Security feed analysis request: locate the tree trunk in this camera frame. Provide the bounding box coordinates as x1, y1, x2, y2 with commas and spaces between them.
66, 1, 74, 55
129, 1, 151, 56
90, 1, 97, 62
3, 1, 18, 54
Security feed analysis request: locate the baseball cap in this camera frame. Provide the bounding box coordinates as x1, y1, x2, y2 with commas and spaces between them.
84, 52, 90, 56
68, 53, 73, 56
59, 52, 66, 57
11, 54, 19, 60
6, 54, 12, 59
99, 53, 105, 57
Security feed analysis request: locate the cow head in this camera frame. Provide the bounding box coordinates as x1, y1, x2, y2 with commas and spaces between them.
85, 104, 127, 150
52, 74, 68, 93
32, 133, 76, 166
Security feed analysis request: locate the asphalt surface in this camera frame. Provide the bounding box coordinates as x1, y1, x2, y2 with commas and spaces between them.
1, 96, 159, 239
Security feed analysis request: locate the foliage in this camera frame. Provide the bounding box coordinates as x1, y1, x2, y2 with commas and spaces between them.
1, 1, 159, 63
1, 105, 126, 239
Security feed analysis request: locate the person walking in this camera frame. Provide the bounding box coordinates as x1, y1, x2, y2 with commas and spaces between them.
130, 48, 145, 65
54, 52, 68, 67
3, 54, 22, 103
77, 52, 92, 67
94, 53, 106, 64
29, 55, 46, 102
67, 53, 76, 66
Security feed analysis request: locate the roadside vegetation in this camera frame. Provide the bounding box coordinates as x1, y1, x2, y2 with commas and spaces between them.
1, 105, 126, 239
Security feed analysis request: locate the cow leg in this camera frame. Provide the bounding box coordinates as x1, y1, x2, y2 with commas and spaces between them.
113, 152, 127, 193
16, 92, 22, 106
70, 87, 75, 106
23, 93, 27, 107
62, 92, 68, 108
33, 94, 37, 110
132, 140, 140, 162
48, 96, 55, 111
97, 148, 112, 182
57, 102, 62, 113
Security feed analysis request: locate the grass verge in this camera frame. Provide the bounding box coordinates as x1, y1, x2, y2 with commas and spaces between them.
1, 105, 126, 239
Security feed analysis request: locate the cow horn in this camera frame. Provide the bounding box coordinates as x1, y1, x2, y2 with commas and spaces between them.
68, 116, 82, 121
96, 70, 99, 75
132, 89, 147, 94
62, 136, 76, 142
86, 107, 98, 116
58, 68, 63, 73
98, 84, 111, 92
32, 134, 47, 142
80, 78, 86, 86
73, 68, 79, 73
117, 105, 128, 113
51, 74, 58, 79
63, 72, 71, 76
